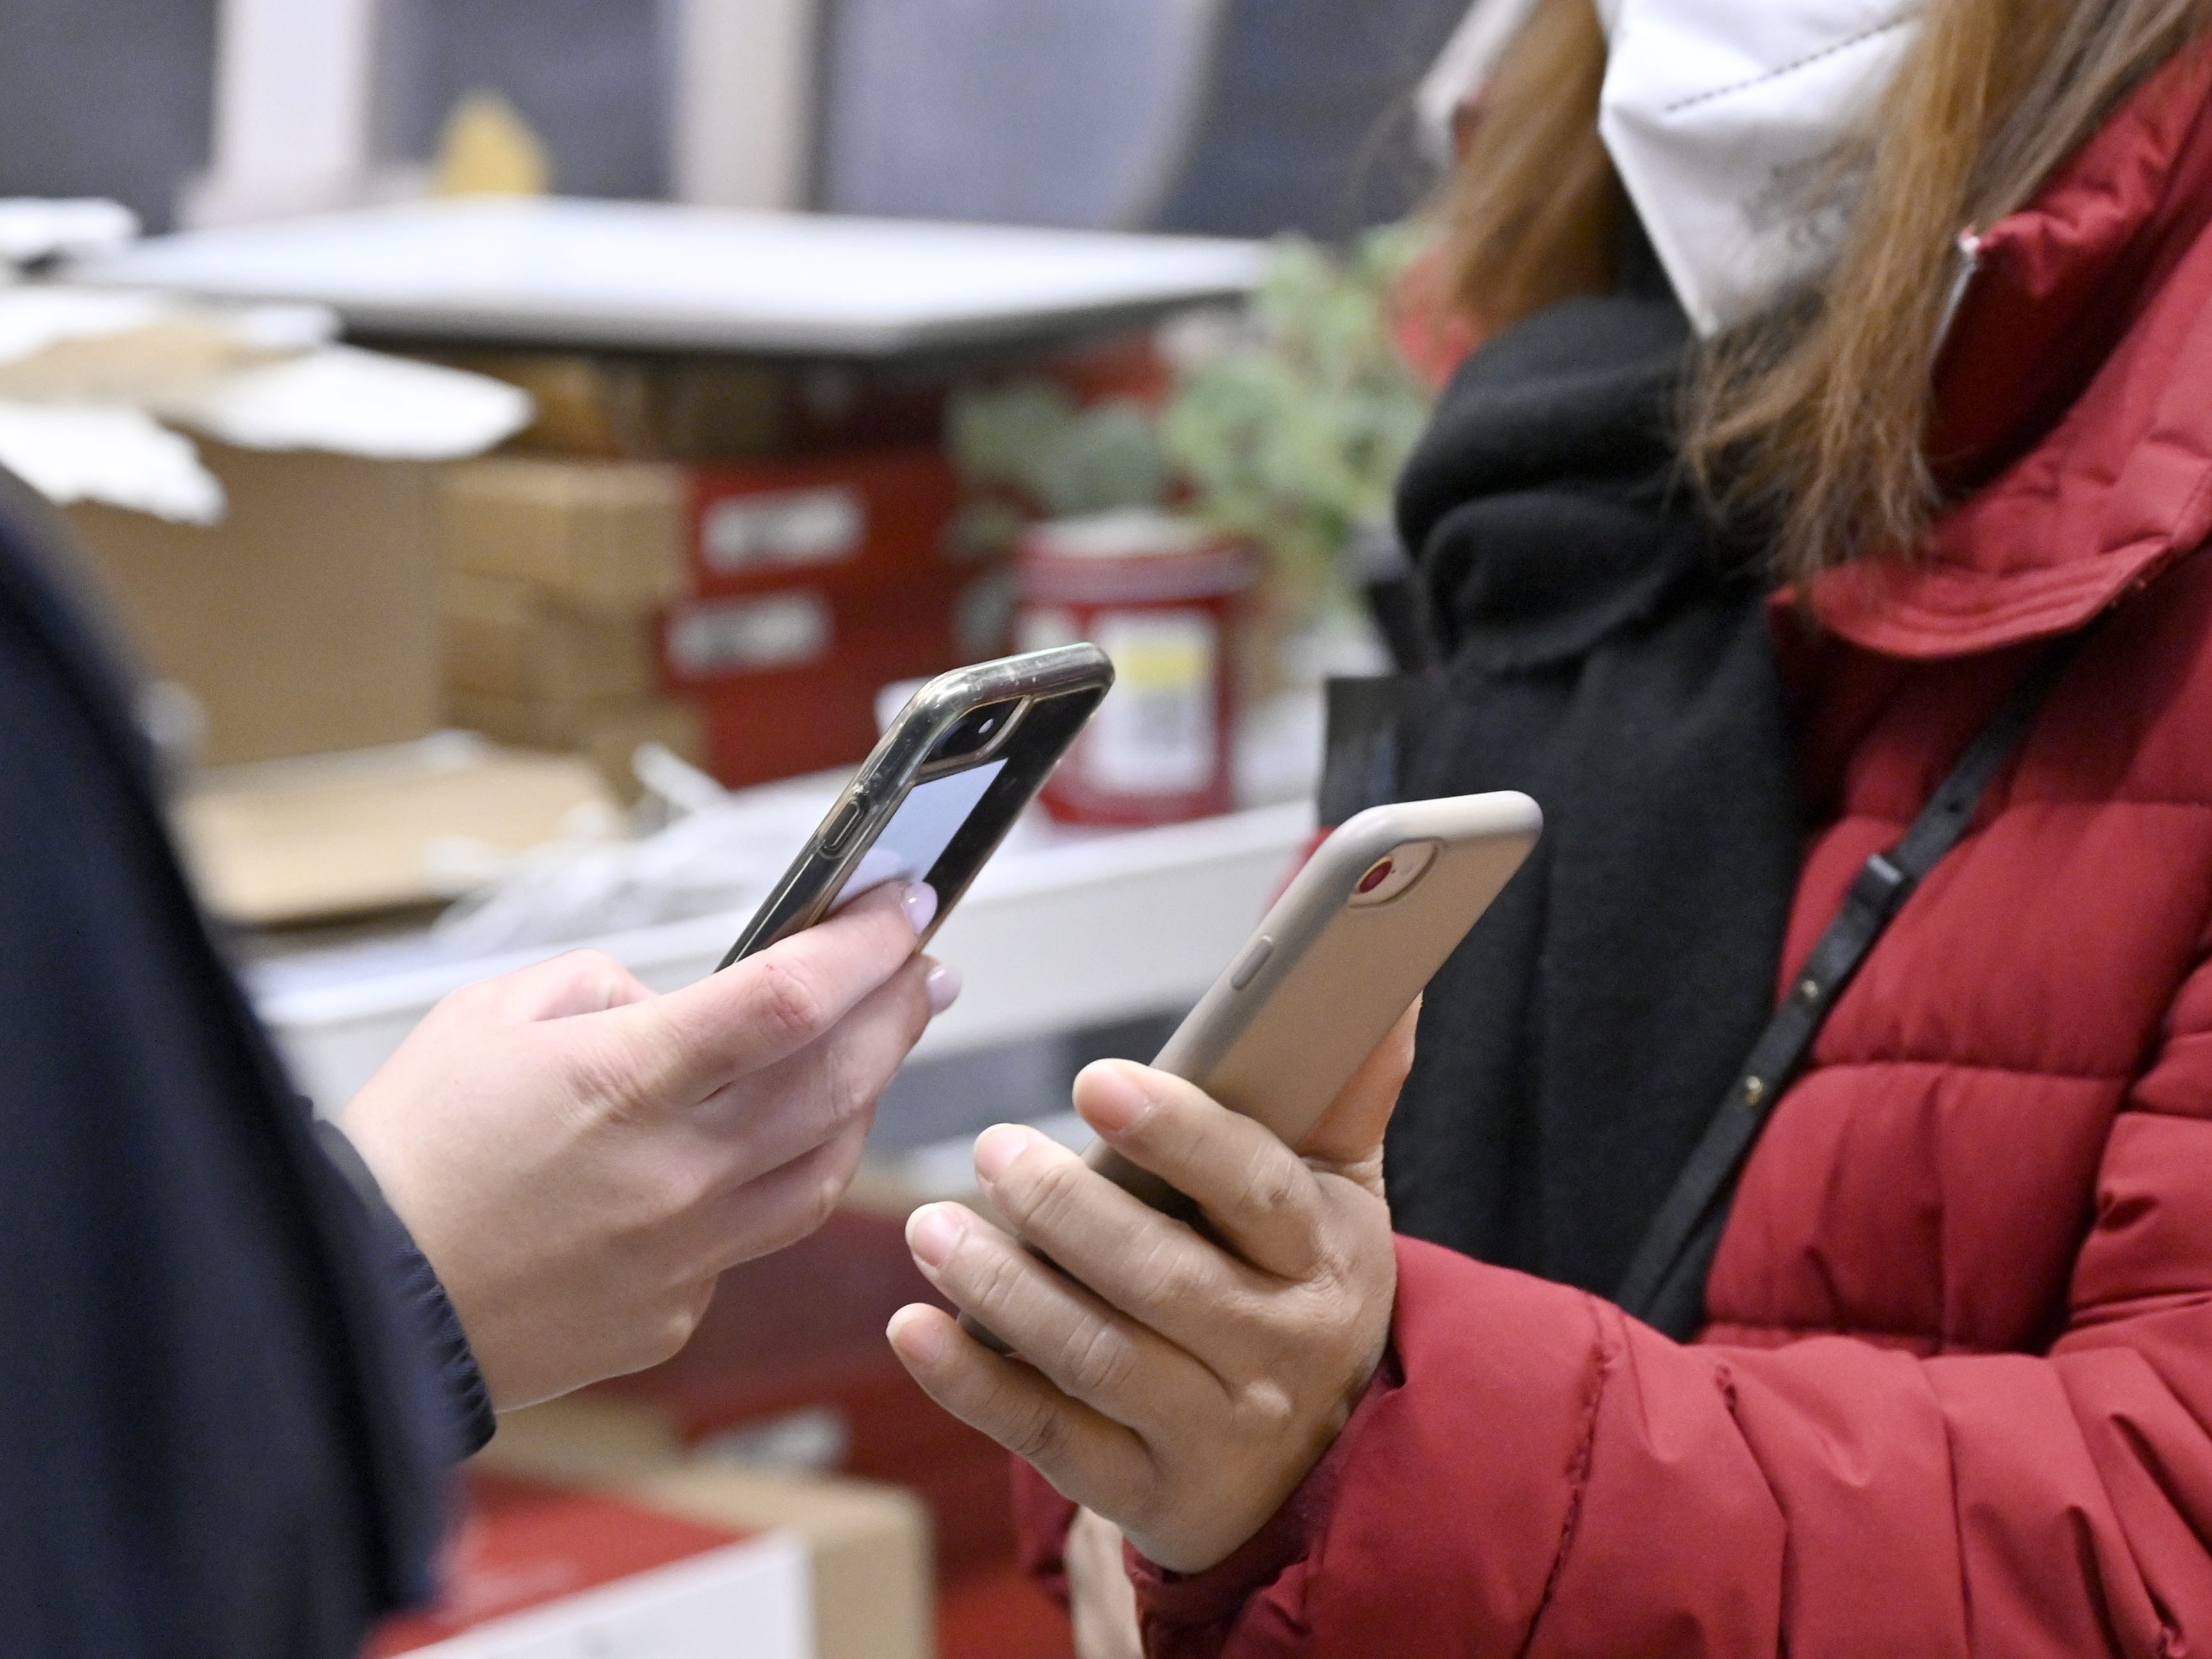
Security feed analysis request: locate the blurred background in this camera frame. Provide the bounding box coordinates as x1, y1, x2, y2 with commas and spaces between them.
0, 3, 1477, 1654
0, 0, 1468, 234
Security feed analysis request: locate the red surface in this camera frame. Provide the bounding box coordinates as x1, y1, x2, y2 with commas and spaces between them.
1018, 532, 1255, 829
665, 582, 984, 790
652, 447, 1007, 790
594, 1212, 1024, 1574
685, 448, 965, 605
369, 1472, 747, 1655
1044, 42, 2212, 1658
938, 1558, 1075, 1659
1036, 329, 1174, 410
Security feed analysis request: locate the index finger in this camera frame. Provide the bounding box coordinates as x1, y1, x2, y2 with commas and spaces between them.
610, 880, 934, 1103
1072, 1061, 1331, 1281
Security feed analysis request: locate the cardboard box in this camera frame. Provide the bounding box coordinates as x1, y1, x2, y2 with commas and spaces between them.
176, 738, 619, 926
439, 448, 971, 619
575, 699, 712, 802
63, 443, 443, 766
445, 572, 657, 704
375, 1395, 930, 1659
445, 690, 708, 804
441, 458, 688, 615
438, 450, 1005, 793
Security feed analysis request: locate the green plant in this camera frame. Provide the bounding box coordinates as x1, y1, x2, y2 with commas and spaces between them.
948, 381, 1166, 518
1161, 228, 1433, 615
945, 230, 1435, 618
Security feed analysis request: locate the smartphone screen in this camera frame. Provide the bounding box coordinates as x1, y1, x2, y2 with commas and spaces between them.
833, 758, 1010, 905
724, 648, 1114, 969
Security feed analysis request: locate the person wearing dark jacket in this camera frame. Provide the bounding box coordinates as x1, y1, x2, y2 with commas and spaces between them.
888, 2, 2212, 1655
0, 469, 955, 1654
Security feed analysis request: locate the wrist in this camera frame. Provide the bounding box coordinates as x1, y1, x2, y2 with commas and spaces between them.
1135, 1347, 1401, 1624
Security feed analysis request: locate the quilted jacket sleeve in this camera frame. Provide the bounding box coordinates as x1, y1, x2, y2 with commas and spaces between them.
1134, 957, 2212, 1658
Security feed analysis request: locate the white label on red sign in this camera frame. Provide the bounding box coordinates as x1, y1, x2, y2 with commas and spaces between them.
397, 1535, 810, 1659
1089, 610, 1218, 793
701, 488, 864, 572
667, 592, 832, 677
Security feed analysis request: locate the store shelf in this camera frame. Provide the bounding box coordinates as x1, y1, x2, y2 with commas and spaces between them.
70, 198, 1263, 358
251, 800, 1314, 1112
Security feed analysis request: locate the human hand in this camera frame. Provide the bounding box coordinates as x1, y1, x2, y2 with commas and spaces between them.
1066, 1507, 1141, 1659
339, 880, 955, 1411
886, 1006, 1416, 1574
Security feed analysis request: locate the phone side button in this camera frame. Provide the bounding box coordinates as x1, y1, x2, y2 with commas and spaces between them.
1229, 935, 1274, 991
819, 798, 866, 855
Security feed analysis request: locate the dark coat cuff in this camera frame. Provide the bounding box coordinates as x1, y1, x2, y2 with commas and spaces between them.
314, 1119, 497, 1461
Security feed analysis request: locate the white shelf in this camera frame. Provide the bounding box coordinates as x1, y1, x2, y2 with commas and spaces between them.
251, 800, 1314, 1111
71, 197, 1264, 357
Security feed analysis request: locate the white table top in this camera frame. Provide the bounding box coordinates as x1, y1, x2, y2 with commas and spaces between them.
68, 198, 1265, 357
254, 800, 1315, 1112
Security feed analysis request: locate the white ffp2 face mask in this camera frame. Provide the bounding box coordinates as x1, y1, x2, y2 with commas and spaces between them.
1419, 0, 1923, 337
1596, 0, 1923, 335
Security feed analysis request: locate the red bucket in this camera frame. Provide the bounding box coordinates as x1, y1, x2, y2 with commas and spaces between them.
1016, 511, 1258, 826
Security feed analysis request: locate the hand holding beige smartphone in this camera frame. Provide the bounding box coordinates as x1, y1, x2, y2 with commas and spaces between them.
959, 792, 1540, 1352
1086, 792, 1542, 1216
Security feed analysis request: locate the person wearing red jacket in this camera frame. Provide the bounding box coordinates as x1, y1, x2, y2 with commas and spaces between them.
886, 0, 2212, 1653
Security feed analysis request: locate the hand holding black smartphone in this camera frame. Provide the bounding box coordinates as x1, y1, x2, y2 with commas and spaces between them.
720, 645, 1115, 968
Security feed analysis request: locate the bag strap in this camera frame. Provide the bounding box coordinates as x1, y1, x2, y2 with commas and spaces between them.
1615, 630, 2092, 1338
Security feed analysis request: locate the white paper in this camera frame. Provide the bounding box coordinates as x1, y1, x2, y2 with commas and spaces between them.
160, 344, 532, 459
0, 401, 223, 522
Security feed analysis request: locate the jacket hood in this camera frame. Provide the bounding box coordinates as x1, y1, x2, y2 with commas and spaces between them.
1811, 40, 2212, 657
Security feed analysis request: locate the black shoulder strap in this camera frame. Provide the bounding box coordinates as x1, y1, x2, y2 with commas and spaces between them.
1616, 630, 2091, 1338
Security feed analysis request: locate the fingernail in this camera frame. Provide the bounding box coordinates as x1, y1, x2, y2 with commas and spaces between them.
973, 1123, 1032, 1184
1076, 1060, 1154, 1135
902, 883, 939, 937
887, 1305, 948, 1365
925, 961, 963, 1014
907, 1203, 964, 1269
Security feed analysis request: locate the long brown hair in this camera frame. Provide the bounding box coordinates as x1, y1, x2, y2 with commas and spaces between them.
1440, 0, 2212, 581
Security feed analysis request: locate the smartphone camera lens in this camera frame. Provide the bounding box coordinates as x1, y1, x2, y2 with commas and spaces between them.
927, 699, 1024, 765
1349, 841, 1440, 907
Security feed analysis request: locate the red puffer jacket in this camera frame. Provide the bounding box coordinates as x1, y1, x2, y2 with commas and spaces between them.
1018, 42, 2212, 1658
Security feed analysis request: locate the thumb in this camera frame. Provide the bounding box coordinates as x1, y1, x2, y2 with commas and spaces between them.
1297, 999, 1419, 1179
602, 880, 926, 1104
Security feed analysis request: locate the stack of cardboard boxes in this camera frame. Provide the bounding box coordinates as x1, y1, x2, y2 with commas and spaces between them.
440, 458, 702, 795
435, 358, 1001, 798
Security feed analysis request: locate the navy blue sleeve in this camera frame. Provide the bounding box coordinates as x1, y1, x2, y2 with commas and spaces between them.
315, 1120, 497, 1458
0, 475, 452, 1659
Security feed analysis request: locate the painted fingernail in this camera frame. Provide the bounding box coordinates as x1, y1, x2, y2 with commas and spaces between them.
925, 960, 963, 1014
1076, 1060, 1154, 1135
907, 1203, 964, 1269
902, 883, 939, 937
973, 1123, 1031, 1184
887, 1305, 948, 1365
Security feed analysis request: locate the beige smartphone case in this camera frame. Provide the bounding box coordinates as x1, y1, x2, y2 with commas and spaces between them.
1086, 793, 1542, 1214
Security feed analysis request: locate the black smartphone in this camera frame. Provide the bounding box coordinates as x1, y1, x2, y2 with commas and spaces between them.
719, 644, 1115, 967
